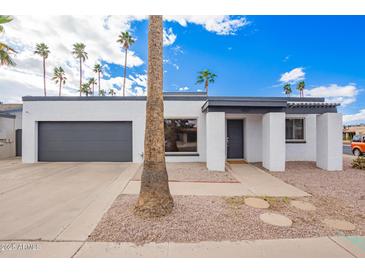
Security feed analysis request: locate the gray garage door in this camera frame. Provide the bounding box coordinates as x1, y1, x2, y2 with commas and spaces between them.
38, 121, 132, 162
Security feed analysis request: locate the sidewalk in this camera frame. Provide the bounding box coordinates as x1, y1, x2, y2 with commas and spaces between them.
1, 236, 364, 258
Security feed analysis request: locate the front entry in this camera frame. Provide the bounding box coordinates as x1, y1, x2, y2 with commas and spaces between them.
227, 119, 244, 159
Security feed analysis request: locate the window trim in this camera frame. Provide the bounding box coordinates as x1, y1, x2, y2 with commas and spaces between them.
285, 118, 306, 143
164, 117, 199, 155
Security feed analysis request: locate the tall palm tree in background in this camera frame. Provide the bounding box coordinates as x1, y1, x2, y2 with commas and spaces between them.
52, 66, 67, 96
81, 83, 91, 96
99, 89, 106, 96
93, 63, 102, 94
135, 15, 173, 217
34, 43, 50, 96
72, 43, 88, 96
0, 15, 16, 66
108, 88, 116, 96
88, 77, 97, 96
284, 83, 292, 97
196, 69, 217, 93
296, 80, 305, 97
117, 31, 135, 96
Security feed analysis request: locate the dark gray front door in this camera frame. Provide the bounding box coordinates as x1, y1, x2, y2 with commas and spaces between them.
227, 119, 243, 159
16, 129, 22, 157
38, 121, 132, 162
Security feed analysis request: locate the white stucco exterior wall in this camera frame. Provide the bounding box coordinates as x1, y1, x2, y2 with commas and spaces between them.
206, 112, 226, 171
286, 114, 317, 161
22, 100, 206, 164
262, 112, 286, 171
316, 113, 343, 171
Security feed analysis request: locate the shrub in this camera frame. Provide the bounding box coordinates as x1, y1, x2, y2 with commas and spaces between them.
352, 156, 365, 170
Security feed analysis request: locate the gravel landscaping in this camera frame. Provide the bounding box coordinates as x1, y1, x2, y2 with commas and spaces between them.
133, 162, 238, 183
255, 156, 365, 216
89, 194, 365, 245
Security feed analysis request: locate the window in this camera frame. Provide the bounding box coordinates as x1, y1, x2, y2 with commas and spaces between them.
286, 118, 305, 142
164, 119, 197, 153
352, 135, 362, 142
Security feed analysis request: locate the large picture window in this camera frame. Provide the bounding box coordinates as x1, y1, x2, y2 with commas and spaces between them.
286, 118, 305, 142
164, 119, 197, 153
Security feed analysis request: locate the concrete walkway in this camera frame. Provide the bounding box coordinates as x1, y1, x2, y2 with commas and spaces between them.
1, 236, 363, 258
123, 163, 309, 197
0, 159, 139, 241
228, 163, 309, 197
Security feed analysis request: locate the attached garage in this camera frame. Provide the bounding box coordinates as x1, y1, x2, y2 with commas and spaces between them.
38, 121, 132, 162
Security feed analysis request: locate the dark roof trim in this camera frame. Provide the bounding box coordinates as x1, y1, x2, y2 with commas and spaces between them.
22, 95, 208, 102
0, 113, 16, 119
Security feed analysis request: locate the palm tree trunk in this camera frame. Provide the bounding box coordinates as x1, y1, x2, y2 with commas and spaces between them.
135, 15, 173, 217
79, 58, 82, 96
98, 72, 101, 94
92, 83, 95, 96
205, 80, 208, 93
123, 48, 128, 96
59, 80, 61, 96
43, 58, 47, 96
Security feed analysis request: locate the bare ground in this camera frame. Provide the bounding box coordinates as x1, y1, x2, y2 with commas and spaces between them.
133, 162, 238, 183
89, 194, 365, 245
254, 156, 365, 216
89, 156, 365, 244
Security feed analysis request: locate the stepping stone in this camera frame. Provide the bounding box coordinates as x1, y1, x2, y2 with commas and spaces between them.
290, 200, 316, 211
244, 197, 270, 209
260, 213, 292, 227
322, 219, 356, 231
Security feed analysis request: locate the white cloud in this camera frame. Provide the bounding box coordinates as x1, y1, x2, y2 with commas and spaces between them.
165, 15, 249, 35
305, 84, 359, 107
163, 27, 176, 46
343, 109, 365, 124
178, 86, 189, 91
0, 15, 146, 102
279, 67, 305, 83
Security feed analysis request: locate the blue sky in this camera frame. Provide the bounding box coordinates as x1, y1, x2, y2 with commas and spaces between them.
1, 15, 364, 123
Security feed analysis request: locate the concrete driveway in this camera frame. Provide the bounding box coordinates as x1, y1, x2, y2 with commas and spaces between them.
0, 159, 139, 241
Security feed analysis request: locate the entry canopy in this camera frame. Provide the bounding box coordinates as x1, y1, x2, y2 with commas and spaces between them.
201, 97, 339, 114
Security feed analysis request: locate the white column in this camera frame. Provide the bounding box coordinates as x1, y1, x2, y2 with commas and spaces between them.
316, 113, 343, 171
206, 112, 225, 171
262, 112, 285, 171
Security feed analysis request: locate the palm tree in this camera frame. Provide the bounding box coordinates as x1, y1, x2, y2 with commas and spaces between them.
296, 80, 305, 97
0, 16, 16, 66
72, 43, 88, 96
99, 89, 106, 96
196, 69, 217, 93
34, 43, 50, 96
52, 66, 67, 96
135, 15, 173, 217
108, 88, 116, 96
93, 63, 102, 94
283, 83, 292, 97
81, 83, 91, 96
117, 31, 135, 96
88, 77, 97, 96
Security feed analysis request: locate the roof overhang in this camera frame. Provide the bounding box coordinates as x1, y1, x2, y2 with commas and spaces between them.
0, 113, 16, 119
202, 97, 339, 114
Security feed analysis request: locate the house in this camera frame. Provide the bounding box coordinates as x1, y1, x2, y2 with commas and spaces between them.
21, 92, 343, 171
0, 103, 23, 160
343, 124, 365, 141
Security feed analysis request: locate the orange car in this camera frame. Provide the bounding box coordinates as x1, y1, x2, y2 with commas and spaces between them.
351, 135, 365, 156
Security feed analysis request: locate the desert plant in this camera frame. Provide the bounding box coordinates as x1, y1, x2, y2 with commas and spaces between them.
93, 63, 102, 93
351, 156, 365, 170
0, 16, 16, 66
283, 83, 292, 97
296, 80, 305, 97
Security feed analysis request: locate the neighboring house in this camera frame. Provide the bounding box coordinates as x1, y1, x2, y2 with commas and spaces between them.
343, 124, 365, 141
21, 92, 343, 171
0, 103, 23, 159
